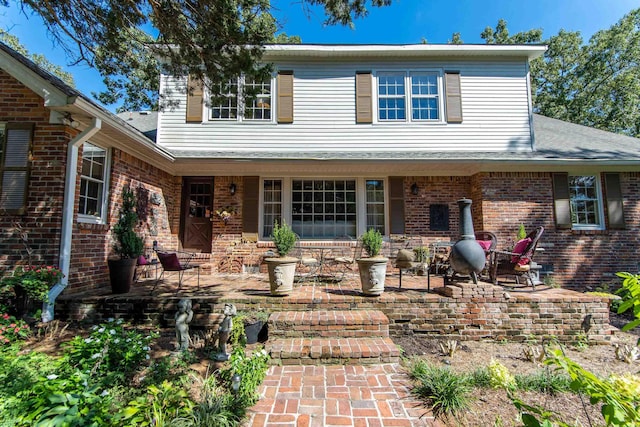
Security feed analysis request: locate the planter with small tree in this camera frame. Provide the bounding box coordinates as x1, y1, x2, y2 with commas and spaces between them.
264, 221, 298, 296
108, 186, 144, 294
356, 229, 388, 296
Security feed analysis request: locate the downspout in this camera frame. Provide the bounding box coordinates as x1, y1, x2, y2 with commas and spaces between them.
42, 118, 102, 322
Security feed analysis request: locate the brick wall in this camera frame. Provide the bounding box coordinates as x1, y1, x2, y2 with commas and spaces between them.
68, 149, 181, 293
0, 70, 67, 275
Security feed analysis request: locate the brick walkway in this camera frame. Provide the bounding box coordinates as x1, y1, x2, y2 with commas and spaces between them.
245, 364, 438, 427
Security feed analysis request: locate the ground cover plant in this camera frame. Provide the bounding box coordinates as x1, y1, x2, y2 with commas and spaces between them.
401, 272, 640, 426
0, 316, 270, 427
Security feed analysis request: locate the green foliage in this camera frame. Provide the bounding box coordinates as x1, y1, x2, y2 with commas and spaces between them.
360, 228, 383, 257
408, 359, 472, 417
546, 348, 640, 426
271, 220, 297, 257
220, 346, 270, 408
0, 30, 75, 87
112, 186, 144, 259
63, 319, 157, 386
188, 375, 244, 427
517, 224, 527, 241
616, 272, 640, 331
0, 314, 30, 344
482, 10, 640, 138
228, 314, 247, 348
0, 266, 62, 304
7, 0, 389, 110
122, 380, 193, 426
514, 370, 571, 395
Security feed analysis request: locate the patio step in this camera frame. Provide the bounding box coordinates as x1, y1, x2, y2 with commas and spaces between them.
269, 309, 389, 339
266, 337, 401, 365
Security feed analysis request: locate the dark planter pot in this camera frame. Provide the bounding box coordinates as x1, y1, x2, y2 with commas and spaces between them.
108, 258, 137, 294
244, 320, 266, 344
13, 285, 35, 318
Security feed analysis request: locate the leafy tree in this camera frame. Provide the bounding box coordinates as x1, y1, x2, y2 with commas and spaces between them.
448, 32, 463, 44
0, 30, 75, 86
2, 0, 389, 111
481, 10, 640, 138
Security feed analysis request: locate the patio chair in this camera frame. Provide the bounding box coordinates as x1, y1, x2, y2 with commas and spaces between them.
489, 226, 544, 290
292, 238, 321, 283
153, 244, 201, 291
324, 236, 361, 282
475, 231, 497, 280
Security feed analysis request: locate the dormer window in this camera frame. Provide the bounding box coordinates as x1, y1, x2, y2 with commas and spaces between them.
209, 76, 272, 122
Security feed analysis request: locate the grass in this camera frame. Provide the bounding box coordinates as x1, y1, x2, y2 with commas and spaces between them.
408, 359, 573, 419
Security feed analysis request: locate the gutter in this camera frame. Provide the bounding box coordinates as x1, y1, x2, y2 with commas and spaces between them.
42, 118, 102, 323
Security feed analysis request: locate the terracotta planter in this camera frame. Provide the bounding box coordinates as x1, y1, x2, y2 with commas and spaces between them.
107, 258, 137, 294
357, 257, 388, 296
265, 257, 298, 296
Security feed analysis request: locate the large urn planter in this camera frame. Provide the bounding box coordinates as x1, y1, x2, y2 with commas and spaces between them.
108, 258, 138, 294
357, 257, 388, 296
265, 257, 299, 296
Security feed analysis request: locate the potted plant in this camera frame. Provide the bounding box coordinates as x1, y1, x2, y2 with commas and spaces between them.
264, 220, 298, 296
236, 310, 270, 344
356, 228, 388, 296
108, 186, 144, 294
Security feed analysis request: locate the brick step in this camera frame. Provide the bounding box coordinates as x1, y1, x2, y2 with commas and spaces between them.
269, 310, 389, 339
266, 337, 401, 365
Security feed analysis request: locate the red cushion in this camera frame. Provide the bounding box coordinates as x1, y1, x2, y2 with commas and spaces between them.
158, 252, 181, 270
511, 238, 532, 265
137, 255, 148, 266
477, 240, 492, 252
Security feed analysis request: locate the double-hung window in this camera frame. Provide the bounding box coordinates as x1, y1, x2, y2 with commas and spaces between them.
261, 178, 386, 239
0, 123, 33, 214
569, 175, 604, 230
78, 143, 110, 224
377, 71, 443, 122
209, 76, 272, 122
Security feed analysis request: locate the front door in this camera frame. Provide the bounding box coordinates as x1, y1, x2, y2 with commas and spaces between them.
182, 177, 213, 252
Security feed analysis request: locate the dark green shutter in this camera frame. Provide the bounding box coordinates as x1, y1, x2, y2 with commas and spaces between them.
604, 173, 625, 229
389, 177, 405, 234
242, 176, 260, 234
552, 173, 572, 229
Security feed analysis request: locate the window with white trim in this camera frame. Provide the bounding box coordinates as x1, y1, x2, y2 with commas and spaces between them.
261, 178, 386, 239
569, 175, 604, 229
209, 76, 272, 122
377, 71, 443, 122
78, 143, 110, 223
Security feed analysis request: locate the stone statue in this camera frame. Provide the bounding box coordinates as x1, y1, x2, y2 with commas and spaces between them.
215, 303, 237, 361
175, 298, 193, 351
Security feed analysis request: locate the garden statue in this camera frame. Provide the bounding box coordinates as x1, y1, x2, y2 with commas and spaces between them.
214, 303, 237, 361
174, 298, 193, 351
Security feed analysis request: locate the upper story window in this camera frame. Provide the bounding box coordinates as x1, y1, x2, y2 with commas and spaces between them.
209, 76, 272, 122
376, 71, 443, 123
78, 143, 110, 224
0, 122, 33, 215
569, 175, 604, 230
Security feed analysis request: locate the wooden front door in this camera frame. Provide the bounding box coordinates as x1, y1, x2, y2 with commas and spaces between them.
182, 177, 213, 252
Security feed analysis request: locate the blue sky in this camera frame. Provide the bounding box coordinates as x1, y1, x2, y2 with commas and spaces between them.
1, 0, 638, 111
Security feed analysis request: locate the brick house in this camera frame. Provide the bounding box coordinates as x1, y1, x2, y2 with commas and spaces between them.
1, 42, 640, 309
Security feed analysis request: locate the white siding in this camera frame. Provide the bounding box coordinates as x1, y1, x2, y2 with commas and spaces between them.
157, 59, 532, 153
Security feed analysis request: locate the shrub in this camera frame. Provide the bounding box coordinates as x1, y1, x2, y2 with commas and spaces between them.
271, 220, 297, 257
0, 313, 30, 344
220, 346, 270, 408
360, 228, 383, 257
64, 318, 157, 386
408, 359, 472, 417
112, 186, 144, 259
